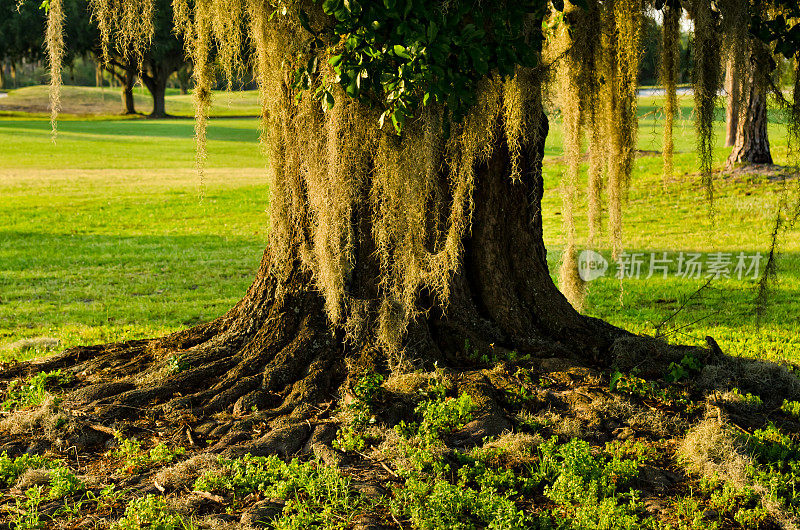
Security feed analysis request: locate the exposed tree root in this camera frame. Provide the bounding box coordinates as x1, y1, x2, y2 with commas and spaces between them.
4, 330, 799, 528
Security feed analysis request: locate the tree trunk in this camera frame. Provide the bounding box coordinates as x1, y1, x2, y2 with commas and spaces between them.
121, 67, 137, 115
724, 56, 740, 148
726, 76, 772, 167
0, 106, 624, 456
0, 62, 5, 90
141, 65, 172, 118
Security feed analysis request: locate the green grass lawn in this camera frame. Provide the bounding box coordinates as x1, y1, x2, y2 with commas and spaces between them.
0, 90, 798, 363
0, 113, 267, 357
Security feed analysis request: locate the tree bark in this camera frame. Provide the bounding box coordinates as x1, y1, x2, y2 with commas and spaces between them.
726, 75, 772, 167
724, 56, 740, 148
95, 61, 103, 87
141, 58, 184, 118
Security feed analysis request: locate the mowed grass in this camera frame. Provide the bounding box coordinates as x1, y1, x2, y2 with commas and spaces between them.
0, 110, 267, 358
0, 89, 798, 363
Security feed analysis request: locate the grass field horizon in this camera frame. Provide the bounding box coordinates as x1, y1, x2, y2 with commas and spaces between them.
1, 87, 798, 365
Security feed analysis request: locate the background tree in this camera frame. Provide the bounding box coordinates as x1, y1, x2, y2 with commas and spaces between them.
91, 0, 188, 117
8, 0, 800, 460
726, 45, 774, 167
101, 60, 139, 114
723, 1, 800, 167
0, 0, 98, 90
724, 56, 742, 148
639, 14, 662, 86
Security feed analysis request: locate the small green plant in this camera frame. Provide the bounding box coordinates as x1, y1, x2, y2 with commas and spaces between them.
665, 353, 702, 383
544, 439, 646, 529
505, 384, 537, 408
113, 434, 185, 474
2, 370, 73, 411
395, 391, 476, 447
194, 454, 369, 526
516, 411, 555, 433
699, 477, 766, 529
166, 354, 189, 374
609, 370, 658, 397
48, 465, 84, 499
538, 376, 554, 389
334, 372, 385, 452
746, 423, 799, 468
148, 442, 186, 466
387, 378, 479, 480
391, 472, 539, 530
781, 399, 800, 419
609, 370, 697, 411
112, 494, 188, 530
12, 486, 44, 530
725, 388, 763, 408
0, 452, 59, 487
65, 483, 125, 520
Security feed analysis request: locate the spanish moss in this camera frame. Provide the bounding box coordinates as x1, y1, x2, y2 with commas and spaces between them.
692, 0, 722, 209
607, 0, 643, 257
660, 5, 680, 184
88, 0, 155, 66
46, 0, 64, 140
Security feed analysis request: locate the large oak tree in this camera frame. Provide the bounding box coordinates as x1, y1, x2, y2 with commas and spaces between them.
5, 0, 800, 458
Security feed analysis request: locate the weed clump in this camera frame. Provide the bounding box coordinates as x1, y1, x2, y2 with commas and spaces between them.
155, 453, 222, 491
193, 454, 368, 526
679, 418, 751, 489
0, 452, 60, 487
112, 433, 186, 474
113, 494, 187, 530
698, 357, 800, 406
2, 369, 73, 411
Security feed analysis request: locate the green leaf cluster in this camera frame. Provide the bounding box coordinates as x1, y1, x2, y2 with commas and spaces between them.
295, 0, 547, 132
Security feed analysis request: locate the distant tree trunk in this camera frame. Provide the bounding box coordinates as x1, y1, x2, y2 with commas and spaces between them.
724, 57, 740, 148
0, 63, 5, 90
141, 69, 169, 118
10, 61, 17, 89
142, 58, 185, 118
95, 62, 103, 87
122, 67, 137, 115
726, 74, 772, 167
